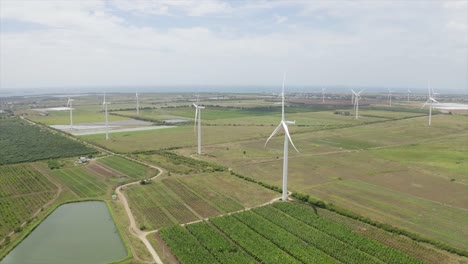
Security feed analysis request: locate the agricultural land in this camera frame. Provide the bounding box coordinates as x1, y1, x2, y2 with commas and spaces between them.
0, 92, 467, 264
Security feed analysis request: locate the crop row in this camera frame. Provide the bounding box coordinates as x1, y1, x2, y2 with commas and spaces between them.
0, 118, 96, 165
97, 156, 152, 179
272, 202, 423, 264
125, 175, 258, 230
210, 215, 301, 264
159, 225, 219, 264
254, 205, 392, 263
178, 176, 244, 212
160, 203, 427, 264
126, 183, 198, 228
161, 179, 221, 218
233, 211, 339, 263
50, 167, 107, 197
0, 192, 55, 237
185, 222, 256, 264
0, 164, 56, 197
126, 187, 175, 229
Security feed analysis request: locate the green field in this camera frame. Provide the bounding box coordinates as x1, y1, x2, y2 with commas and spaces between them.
182, 113, 468, 251
161, 202, 424, 264
49, 166, 108, 198
0, 164, 57, 238
3, 93, 467, 263
312, 179, 467, 249
97, 155, 157, 180
125, 173, 278, 230
82, 125, 274, 153
0, 119, 97, 165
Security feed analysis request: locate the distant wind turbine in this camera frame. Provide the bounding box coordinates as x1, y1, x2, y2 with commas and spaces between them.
387, 89, 393, 107
351, 90, 355, 105
321, 87, 326, 103
103, 93, 110, 140
193, 96, 205, 155
352, 89, 364, 120
67, 97, 74, 130
407, 89, 412, 102
136, 91, 140, 116
421, 82, 438, 126
265, 73, 299, 201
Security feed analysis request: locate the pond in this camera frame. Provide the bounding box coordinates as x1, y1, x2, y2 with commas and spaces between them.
1, 201, 127, 264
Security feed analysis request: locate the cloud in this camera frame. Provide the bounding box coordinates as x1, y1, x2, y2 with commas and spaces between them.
274, 14, 287, 24
0, 0, 466, 92
112, 0, 232, 17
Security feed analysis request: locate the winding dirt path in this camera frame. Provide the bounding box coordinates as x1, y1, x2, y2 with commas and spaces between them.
114, 157, 165, 264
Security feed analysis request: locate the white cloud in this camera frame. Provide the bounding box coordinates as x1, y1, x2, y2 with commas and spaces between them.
113, 0, 232, 17
0, 0, 466, 92
274, 14, 287, 24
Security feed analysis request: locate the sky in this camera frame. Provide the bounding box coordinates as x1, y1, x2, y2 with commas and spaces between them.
0, 0, 467, 94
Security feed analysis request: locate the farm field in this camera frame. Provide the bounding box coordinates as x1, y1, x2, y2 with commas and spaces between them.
79, 105, 430, 154
312, 180, 467, 248
180, 113, 468, 251
81, 125, 275, 153
0, 164, 58, 239
96, 155, 157, 180
124, 172, 278, 230
3, 93, 467, 263
49, 166, 109, 198
160, 202, 425, 264
0, 118, 96, 165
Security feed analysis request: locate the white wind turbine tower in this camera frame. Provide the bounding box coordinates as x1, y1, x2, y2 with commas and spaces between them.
387, 89, 393, 106
321, 87, 326, 103
421, 82, 438, 126
265, 74, 299, 201
407, 89, 412, 102
67, 97, 74, 130
103, 93, 110, 140
135, 91, 140, 116
193, 96, 205, 155
352, 89, 364, 120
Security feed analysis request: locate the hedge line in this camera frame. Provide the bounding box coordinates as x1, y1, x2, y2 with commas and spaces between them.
290, 192, 468, 257
228, 171, 468, 258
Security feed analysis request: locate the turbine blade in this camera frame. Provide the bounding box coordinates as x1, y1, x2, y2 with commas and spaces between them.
357, 89, 365, 95
265, 123, 283, 147
282, 122, 299, 152
420, 99, 430, 110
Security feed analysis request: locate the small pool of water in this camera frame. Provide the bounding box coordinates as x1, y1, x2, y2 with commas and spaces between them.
1, 201, 127, 264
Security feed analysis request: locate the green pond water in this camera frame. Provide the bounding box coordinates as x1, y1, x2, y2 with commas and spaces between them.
1, 201, 127, 264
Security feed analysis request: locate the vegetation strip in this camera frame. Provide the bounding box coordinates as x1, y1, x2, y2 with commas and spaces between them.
271, 202, 424, 264
159, 226, 219, 264
210, 215, 302, 264
185, 222, 257, 264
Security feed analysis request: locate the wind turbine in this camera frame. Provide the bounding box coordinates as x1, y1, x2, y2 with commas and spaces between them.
352, 89, 364, 120
103, 93, 110, 140
387, 89, 393, 107
265, 74, 299, 201
351, 90, 355, 105
421, 82, 438, 126
135, 91, 140, 116
67, 97, 74, 130
407, 89, 412, 102
321, 87, 326, 103
193, 96, 205, 155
